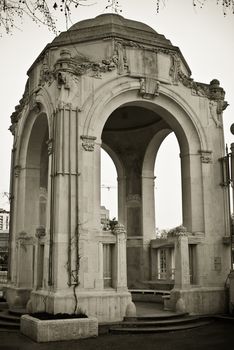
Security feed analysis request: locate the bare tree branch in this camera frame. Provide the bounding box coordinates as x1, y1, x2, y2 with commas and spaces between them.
0, 0, 233, 36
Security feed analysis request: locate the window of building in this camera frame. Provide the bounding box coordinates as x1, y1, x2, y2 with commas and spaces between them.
189, 244, 196, 284
5, 216, 9, 230
158, 248, 167, 279
37, 244, 44, 288
103, 244, 113, 288
0, 216, 3, 230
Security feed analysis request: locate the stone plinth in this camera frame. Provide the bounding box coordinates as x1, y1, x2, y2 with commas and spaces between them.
21, 315, 98, 342
28, 289, 131, 323
170, 287, 228, 315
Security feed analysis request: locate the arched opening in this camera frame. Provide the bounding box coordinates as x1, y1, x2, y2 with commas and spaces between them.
101, 104, 170, 289
22, 113, 49, 289
154, 132, 182, 231
97, 94, 203, 291
25, 114, 49, 232
100, 148, 118, 224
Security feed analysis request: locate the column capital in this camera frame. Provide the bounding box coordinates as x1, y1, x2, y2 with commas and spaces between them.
81, 135, 96, 152
113, 223, 126, 236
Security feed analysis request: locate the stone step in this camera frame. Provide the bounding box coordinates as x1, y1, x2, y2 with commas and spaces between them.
9, 308, 27, 317
0, 328, 19, 332
126, 312, 188, 321
0, 301, 8, 310
0, 319, 20, 329
110, 320, 212, 334
0, 310, 21, 323
122, 316, 204, 327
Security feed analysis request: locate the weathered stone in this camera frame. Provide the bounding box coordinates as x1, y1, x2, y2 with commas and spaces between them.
6, 13, 230, 320
20, 315, 98, 342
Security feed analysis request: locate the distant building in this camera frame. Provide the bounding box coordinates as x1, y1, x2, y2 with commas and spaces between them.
100, 206, 110, 230
0, 209, 9, 271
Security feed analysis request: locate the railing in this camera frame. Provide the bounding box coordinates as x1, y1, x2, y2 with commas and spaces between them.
0, 270, 7, 284
157, 268, 175, 281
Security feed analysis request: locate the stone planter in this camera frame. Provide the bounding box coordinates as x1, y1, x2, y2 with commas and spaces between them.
20, 315, 98, 342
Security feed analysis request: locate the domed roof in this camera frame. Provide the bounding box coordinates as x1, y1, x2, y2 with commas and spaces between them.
52, 13, 173, 48
69, 13, 156, 33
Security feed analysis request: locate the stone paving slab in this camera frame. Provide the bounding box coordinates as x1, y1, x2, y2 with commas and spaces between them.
0, 320, 234, 350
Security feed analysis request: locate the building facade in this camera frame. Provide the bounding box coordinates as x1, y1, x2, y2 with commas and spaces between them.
6, 14, 230, 320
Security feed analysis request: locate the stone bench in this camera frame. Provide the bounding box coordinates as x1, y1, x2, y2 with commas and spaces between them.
130, 289, 170, 303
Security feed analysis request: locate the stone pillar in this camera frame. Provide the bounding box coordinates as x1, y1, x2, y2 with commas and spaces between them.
117, 176, 126, 226
49, 106, 80, 290
142, 174, 156, 282
174, 231, 190, 289
142, 174, 156, 242
180, 153, 204, 233
113, 224, 128, 291
78, 137, 102, 291
9, 163, 22, 284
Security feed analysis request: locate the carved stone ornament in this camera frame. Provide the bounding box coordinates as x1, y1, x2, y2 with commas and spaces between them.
9, 80, 29, 134
14, 165, 21, 177
199, 150, 212, 164
175, 230, 188, 237
81, 135, 97, 151
16, 231, 32, 243
35, 226, 46, 239
169, 53, 181, 84
46, 138, 53, 155
113, 223, 126, 236
139, 77, 159, 99
209, 101, 223, 128
29, 92, 41, 113
39, 48, 121, 89
178, 74, 229, 113
167, 225, 187, 237
16, 231, 34, 250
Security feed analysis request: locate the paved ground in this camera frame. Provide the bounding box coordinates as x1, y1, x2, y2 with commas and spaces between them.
1, 302, 233, 350
0, 320, 234, 350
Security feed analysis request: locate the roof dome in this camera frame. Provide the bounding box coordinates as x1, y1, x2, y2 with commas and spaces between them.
52, 13, 173, 48
69, 13, 156, 33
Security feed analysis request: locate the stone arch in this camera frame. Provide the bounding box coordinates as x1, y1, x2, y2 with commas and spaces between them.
83, 77, 206, 233
15, 101, 52, 169
16, 112, 50, 234
82, 76, 208, 154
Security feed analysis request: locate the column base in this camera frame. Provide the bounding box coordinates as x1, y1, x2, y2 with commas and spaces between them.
28, 288, 132, 322
169, 286, 228, 315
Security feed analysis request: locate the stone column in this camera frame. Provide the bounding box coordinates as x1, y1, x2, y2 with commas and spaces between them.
9, 163, 22, 284
142, 174, 156, 242
174, 230, 190, 289
113, 224, 128, 291
180, 153, 204, 233
117, 176, 126, 226
49, 106, 80, 290
78, 136, 101, 290
141, 174, 156, 282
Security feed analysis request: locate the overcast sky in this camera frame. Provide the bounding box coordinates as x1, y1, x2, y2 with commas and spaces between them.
0, 0, 233, 228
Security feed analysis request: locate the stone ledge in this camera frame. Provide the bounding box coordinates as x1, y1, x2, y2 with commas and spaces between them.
20, 315, 98, 342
